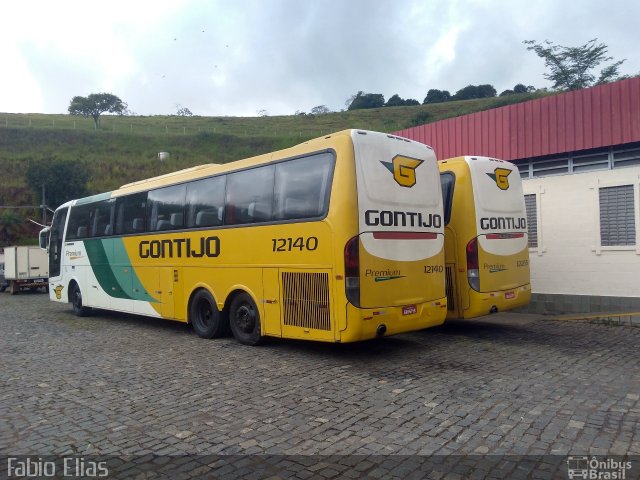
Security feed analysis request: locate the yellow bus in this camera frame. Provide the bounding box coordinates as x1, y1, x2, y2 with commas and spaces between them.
40, 130, 447, 345
438, 156, 531, 319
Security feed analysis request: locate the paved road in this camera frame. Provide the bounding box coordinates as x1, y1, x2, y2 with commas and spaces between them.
1, 292, 639, 477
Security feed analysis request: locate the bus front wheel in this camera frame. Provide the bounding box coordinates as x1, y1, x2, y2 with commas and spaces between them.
229, 292, 262, 346
189, 289, 228, 339
71, 283, 92, 317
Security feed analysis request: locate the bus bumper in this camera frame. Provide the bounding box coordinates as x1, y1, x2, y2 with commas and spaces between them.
341, 297, 448, 342
457, 284, 531, 319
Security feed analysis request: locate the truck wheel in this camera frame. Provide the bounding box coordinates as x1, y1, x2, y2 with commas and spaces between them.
189, 289, 228, 338
71, 283, 92, 317
9, 281, 18, 295
229, 292, 263, 346
0, 285, 6, 293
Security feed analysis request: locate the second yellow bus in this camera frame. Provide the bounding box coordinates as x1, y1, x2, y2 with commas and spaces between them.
438, 156, 531, 319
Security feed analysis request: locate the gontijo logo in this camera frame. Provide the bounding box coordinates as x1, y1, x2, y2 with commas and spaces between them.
381, 155, 424, 188
486, 167, 512, 190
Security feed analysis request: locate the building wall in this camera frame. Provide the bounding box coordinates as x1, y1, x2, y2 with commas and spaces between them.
522, 165, 640, 312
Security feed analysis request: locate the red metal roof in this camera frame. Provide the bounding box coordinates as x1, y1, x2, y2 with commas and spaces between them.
394, 77, 640, 161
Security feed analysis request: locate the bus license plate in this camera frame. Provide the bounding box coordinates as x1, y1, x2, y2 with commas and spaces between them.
505, 291, 515, 299
402, 305, 417, 316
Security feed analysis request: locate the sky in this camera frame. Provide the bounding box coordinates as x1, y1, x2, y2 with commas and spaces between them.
1, 0, 638, 117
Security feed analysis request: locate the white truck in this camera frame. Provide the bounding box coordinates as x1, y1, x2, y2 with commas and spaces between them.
3, 246, 49, 295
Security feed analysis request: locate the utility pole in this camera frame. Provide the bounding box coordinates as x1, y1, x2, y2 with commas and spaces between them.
41, 184, 47, 226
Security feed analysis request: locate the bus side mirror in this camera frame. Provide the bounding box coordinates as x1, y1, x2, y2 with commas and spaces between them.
39, 227, 50, 250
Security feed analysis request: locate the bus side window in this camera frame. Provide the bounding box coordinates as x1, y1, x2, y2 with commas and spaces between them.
147, 184, 186, 232
115, 192, 148, 235
67, 203, 93, 240
90, 199, 115, 237
439, 172, 455, 226
225, 165, 274, 226
273, 152, 333, 220
186, 175, 226, 228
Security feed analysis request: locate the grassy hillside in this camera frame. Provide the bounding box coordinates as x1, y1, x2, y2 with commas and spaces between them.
0, 91, 548, 244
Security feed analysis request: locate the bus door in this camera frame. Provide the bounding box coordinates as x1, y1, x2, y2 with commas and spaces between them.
48, 207, 68, 280
262, 268, 282, 337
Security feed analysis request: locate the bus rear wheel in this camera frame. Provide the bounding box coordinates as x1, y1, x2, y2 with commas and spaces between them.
71, 283, 91, 317
229, 292, 262, 346
189, 289, 228, 339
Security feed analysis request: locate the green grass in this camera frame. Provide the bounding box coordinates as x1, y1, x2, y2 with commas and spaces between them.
0, 90, 552, 244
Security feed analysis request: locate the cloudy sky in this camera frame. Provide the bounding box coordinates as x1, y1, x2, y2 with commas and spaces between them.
1, 0, 637, 117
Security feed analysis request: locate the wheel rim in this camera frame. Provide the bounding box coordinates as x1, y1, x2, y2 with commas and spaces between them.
195, 298, 213, 330
235, 304, 256, 334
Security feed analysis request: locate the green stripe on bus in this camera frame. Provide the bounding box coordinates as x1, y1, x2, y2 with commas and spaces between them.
83, 239, 158, 303
84, 239, 130, 300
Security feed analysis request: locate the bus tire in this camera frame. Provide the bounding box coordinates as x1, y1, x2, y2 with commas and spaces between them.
189, 289, 227, 339
70, 283, 92, 317
229, 292, 263, 346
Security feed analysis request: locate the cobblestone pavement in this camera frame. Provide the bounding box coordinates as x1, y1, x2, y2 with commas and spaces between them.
1, 292, 639, 476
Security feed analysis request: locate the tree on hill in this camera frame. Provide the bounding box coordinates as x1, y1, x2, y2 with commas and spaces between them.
176, 105, 193, 116
385, 95, 420, 107
500, 83, 536, 96
524, 38, 626, 91
310, 105, 331, 115
347, 91, 385, 110
386, 94, 405, 107
423, 89, 451, 104
25, 157, 90, 209
68, 93, 127, 129
453, 84, 497, 100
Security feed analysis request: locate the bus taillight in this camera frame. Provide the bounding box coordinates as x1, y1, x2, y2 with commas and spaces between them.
344, 236, 360, 307
466, 237, 480, 291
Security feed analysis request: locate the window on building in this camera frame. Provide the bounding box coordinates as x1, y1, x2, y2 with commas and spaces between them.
572, 152, 609, 173
532, 157, 569, 177
599, 185, 636, 246
613, 147, 640, 169
516, 162, 530, 179
524, 194, 538, 248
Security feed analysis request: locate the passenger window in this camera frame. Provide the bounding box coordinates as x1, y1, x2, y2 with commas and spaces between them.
91, 199, 115, 237
273, 153, 333, 220
439, 172, 455, 226
186, 175, 226, 228
115, 192, 148, 235
66, 203, 94, 240
147, 184, 186, 231
225, 166, 275, 225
